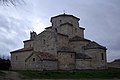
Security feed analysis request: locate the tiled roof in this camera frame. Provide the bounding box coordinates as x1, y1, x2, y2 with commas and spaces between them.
25, 53, 34, 62
69, 36, 91, 42
84, 41, 107, 50
57, 33, 68, 37
45, 26, 52, 29
25, 51, 57, 62
75, 53, 92, 59
23, 39, 33, 43
50, 14, 80, 22
10, 48, 33, 54
35, 52, 57, 61
79, 27, 85, 30
58, 47, 75, 53
60, 22, 73, 26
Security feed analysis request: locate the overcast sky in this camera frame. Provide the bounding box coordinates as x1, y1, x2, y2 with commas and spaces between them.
0, 0, 120, 62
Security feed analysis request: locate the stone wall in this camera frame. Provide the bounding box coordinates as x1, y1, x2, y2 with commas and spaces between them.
51, 15, 84, 38
69, 41, 89, 53
26, 61, 58, 71
11, 51, 32, 70
58, 24, 72, 37
57, 34, 69, 49
76, 59, 93, 69
25, 53, 57, 70
24, 41, 33, 48
85, 49, 107, 69
34, 31, 57, 56
58, 52, 75, 70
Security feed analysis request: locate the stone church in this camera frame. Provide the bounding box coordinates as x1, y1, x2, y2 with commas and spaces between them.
10, 14, 107, 70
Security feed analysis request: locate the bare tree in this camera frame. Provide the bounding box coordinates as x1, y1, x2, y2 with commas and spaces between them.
0, 0, 25, 6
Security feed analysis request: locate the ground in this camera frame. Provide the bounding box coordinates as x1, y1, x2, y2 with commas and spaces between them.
0, 71, 21, 80
0, 69, 120, 80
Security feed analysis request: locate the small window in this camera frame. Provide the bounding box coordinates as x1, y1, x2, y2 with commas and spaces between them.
75, 28, 77, 33
43, 39, 45, 45
60, 20, 62, 23
55, 28, 57, 32
101, 53, 104, 60
33, 58, 35, 61
71, 54, 72, 58
16, 56, 18, 60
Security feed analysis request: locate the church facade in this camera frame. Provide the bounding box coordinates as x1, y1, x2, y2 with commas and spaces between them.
10, 14, 107, 70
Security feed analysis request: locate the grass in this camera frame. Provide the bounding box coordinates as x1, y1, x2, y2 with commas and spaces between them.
0, 71, 6, 77
18, 68, 120, 79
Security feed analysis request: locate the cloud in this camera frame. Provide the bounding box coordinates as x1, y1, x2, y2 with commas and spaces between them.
0, 14, 33, 57
0, 0, 120, 62
64, 0, 120, 62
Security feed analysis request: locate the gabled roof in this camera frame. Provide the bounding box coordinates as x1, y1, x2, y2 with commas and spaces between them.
84, 41, 107, 50
25, 51, 57, 62
75, 53, 92, 59
25, 52, 34, 62
10, 47, 33, 54
69, 36, 91, 42
35, 52, 57, 61
37, 30, 53, 37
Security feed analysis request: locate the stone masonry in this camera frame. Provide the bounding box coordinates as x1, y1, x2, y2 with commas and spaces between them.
10, 14, 107, 70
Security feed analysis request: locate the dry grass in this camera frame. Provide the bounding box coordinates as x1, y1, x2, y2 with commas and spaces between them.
18, 68, 120, 79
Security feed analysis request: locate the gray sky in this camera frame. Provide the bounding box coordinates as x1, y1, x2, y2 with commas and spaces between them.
0, 0, 120, 62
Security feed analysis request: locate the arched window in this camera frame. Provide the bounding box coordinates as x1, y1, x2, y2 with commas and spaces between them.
60, 20, 62, 23
33, 58, 35, 61
55, 28, 57, 32
101, 53, 104, 60
71, 54, 73, 58
16, 56, 18, 60
43, 39, 45, 45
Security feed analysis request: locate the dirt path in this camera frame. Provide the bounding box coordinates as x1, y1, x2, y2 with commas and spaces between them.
1, 71, 21, 80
